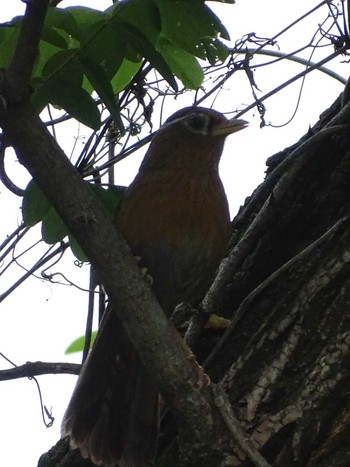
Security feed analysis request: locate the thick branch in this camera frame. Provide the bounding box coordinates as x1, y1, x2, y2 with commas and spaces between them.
6, 0, 50, 98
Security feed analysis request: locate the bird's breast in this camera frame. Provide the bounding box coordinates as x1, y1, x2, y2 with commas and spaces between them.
116, 171, 230, 313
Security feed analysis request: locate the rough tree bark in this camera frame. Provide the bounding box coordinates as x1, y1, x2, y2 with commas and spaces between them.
201, 89, 350, 466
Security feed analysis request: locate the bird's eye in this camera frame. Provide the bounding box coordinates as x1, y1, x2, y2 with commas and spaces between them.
184, 113, 210, 135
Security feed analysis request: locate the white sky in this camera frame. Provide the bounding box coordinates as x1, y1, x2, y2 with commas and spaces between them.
0, 1, 347, 466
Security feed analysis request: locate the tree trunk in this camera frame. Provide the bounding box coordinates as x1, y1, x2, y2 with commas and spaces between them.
203, 91, 350, 466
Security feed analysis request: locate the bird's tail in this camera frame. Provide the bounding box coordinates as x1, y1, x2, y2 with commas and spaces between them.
62, 307, 159, 467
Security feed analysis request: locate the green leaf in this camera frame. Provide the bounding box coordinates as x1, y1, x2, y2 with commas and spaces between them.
44, 7, 79, 40
41, 207, 69, 244
40, 24, 69, 49
110, 58, 141, 94
203, 38, 229, 65
69, 234, 88, 262
110, 0, 160, 44
80, 58, 120, 121
117, 21, 177, 91
78, 22, 125, 80
0, 25, 20, 68
65, 331, 97, 354
155, 0, 230, 58
64, 6, 107, 42
45, 6, 107, 43
157, 38, 203, 89
45, 7, 125, 81
33, 40, 69, 79
33, 79, 101, 129
212, 38, 229, 62
22, 180, 51, 227
42, 49, 84, 85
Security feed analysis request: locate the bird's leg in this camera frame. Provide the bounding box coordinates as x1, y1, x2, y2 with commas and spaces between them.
134, 255, 154, 285
170, 302, 194, 332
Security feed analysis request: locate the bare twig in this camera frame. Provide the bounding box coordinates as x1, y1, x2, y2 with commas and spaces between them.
0, 139, 25, 196
244, 48, 347, 84
0, 360, 81, 381
0, 225, 27, 266
0, 242, 68, 303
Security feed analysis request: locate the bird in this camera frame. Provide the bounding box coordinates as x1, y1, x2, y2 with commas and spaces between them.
61, 106, 248, 467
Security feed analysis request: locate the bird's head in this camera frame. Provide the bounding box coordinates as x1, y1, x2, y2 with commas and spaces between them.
139, 106, 248, 174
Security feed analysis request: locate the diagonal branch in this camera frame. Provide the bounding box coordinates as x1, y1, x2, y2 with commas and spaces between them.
0, 4, 240, 465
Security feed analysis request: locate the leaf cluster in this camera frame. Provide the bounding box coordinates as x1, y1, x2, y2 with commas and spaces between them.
0, 0, 229, 129
22, 180, 125, 260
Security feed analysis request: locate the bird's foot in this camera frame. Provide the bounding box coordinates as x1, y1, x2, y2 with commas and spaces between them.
205, 314, 231, 330
134, 256, 154, 285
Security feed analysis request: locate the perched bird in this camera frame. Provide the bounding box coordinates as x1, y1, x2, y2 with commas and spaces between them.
62, 107, 247, 466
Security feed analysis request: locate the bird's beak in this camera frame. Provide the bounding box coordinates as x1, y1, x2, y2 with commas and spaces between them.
212, 118, 249, 137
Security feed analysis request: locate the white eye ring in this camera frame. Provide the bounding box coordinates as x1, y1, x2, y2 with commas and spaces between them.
183, 113, 211, 135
